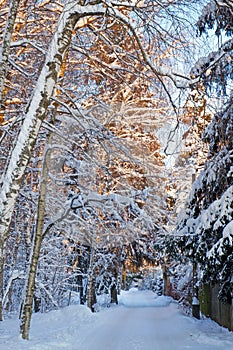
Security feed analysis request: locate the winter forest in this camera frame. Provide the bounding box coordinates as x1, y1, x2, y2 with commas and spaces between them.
0, 0, 232, 344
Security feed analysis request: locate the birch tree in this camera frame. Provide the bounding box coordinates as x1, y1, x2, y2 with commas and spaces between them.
0, 0, 20, 103
0, 0, 21, 321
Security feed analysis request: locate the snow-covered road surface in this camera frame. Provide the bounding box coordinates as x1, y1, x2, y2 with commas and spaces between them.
77, 300, 192, 350
0, 288, 233, 350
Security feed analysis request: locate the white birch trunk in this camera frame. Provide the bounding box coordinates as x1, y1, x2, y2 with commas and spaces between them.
0, 2, 82, 324
0, 0, 20, 103
0, 0, 21, 321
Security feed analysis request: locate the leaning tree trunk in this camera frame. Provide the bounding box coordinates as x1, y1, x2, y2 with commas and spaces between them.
0, 0, 21, 322
0, 2, 84, 327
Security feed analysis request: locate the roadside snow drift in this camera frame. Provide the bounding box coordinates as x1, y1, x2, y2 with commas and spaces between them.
0, 289, 233, 350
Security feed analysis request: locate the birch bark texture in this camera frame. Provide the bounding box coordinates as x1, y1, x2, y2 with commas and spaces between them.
0, 0, 20, 104
0, 0, 21, 322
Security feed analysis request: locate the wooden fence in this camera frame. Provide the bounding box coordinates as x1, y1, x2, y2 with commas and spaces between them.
199, 284, 233, 331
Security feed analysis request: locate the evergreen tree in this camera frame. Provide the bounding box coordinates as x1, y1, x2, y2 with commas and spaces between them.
175, 0, 233, 302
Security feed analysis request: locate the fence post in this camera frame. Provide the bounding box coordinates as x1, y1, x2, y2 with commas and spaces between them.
192, 261, 200, 319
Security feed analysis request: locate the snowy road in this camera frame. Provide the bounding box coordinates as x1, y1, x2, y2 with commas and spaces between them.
77, 303, 190, 350
76, 290, 233, 350
0, 288, 233, 350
